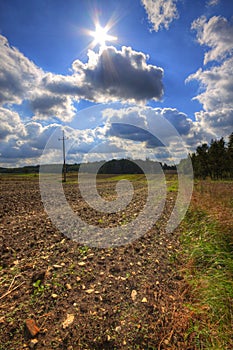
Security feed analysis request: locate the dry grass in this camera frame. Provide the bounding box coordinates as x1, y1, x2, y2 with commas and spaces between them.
180, 180, 233, 349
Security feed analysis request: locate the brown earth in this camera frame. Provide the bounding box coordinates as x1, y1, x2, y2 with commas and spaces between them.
0, 174, 194, 350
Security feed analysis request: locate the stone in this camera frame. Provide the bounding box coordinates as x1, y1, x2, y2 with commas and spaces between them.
131, 290, 137, 301
25, 319, 40, 337
29, 339, 38, 348
62, 314, 74, 329
86, 289, 94, 294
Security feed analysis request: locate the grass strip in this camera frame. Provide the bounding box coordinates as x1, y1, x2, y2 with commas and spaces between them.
180, 209, 233, 349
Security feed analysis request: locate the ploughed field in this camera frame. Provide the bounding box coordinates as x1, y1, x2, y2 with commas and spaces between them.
0, 174, 193, 349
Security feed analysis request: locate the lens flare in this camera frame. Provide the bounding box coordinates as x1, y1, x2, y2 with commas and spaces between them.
89, 24, 117, 48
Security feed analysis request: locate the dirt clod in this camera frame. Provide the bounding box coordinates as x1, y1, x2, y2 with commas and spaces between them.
25, 319, 40, 338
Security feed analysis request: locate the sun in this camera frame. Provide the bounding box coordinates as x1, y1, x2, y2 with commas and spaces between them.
89, 24, 117, 48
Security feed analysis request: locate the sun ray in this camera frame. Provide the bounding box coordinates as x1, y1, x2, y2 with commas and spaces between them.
89, 23, 117, 48
79, 12, 122, 57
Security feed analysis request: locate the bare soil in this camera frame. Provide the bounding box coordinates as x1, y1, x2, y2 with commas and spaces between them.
0, 174, 194, 349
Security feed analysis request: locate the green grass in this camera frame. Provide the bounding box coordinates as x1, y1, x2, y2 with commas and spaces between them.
99, 174, 146, 182
180, 209, 233, 349
0, 173, 38, 180
8, 173, 38, 177
166, 180, 178, 192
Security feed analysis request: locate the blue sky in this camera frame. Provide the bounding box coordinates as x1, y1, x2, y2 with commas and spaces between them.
0, 0, 233, 166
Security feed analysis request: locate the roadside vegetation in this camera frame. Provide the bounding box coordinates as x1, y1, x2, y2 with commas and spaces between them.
180, 180, 233, 349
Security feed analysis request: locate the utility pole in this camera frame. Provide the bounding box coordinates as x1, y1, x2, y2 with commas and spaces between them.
59, 130, 68, 182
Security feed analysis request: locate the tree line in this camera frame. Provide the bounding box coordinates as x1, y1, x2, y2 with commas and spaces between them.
69, 159, 176, 174
191, 132, 233, 180
0, 159, 176, 174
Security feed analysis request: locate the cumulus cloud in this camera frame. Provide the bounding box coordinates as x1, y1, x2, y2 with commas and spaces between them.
32, 45, 164, 114
103, 105, 218, 159
0, 33, 165, 165
30, 93, 76, 122
187, 15, 233, 138
0, 102, 212, 167
186, 57, 233, 111
41, 73, 85, 97
0, 117, 59, 163
0, 35, 42, 105
24, 122, 61, 150
0, 140, 42, 160
157, 108, 193, 135
0, 117, 95, 165
2, 30, 220, 165
104, 106, 192, 140
194, 109, 233, 137
141, 0, 179, 32
81, 46, 164, 102
45, 46, 164, 104
191, 15, 233, 64
0, 34, 164, 123
107, 123, 164, 148
0, 107, 26, 140
101, 105, 206, 162
0, 35, 76, 123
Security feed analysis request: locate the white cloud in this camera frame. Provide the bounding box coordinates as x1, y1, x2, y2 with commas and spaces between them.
101, 105, 206, 162
30, 92, 76, 122
0, 103, 216, 167
0, 35, 43, 105
0, 119, 94, 165
194, 109, 233, 138
0, 35, 77, 122
0, 136, 42, 165
0, 104, 183, 166
104, 106, 193, 138
0, 107, 26, 140
186, 57, 233, 111
141, 0, 179, 32
187, 16, 233, 138
25, 122, 62, 150
206, 0, 220, 7
46, 46, 164, 104
191, 15, 233, 64
0, 34, 164, 123
0, 117, 60, 164
33, 45, 164, 114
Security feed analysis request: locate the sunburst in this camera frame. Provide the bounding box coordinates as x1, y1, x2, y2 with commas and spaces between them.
89, 23, 117, 48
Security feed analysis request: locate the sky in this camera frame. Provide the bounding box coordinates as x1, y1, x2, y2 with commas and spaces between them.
0, 0, 233, 167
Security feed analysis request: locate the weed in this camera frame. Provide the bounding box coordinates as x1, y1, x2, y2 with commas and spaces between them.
166, 180, 178, 192
181, 208, 233, 349
32, 279, 45, 295
78, 245, 89, 256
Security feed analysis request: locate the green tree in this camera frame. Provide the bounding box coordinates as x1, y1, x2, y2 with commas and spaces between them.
227, 132, 233, 178
191, 134, 233, 180
208, 137, 227, 180
195, 143, 210, 179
